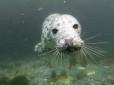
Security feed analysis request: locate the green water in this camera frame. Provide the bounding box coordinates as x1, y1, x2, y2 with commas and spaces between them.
0, 0, 114, 85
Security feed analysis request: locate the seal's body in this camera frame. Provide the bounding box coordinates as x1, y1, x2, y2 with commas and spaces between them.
35, 13, 84, 53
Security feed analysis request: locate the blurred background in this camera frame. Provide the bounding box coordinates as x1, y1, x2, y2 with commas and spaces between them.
0, 0, 114, 61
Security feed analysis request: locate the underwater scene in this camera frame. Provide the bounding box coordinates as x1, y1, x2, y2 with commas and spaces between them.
0, 0, 114, 85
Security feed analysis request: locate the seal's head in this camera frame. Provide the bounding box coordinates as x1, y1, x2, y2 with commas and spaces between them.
35, 13, 84, 53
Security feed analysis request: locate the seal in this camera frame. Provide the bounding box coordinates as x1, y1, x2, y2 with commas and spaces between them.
33, 13, 106, 85
34, 13, 84, 53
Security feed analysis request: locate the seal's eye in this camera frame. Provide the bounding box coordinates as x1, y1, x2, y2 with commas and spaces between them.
73, 24, 78, 29
52, 29, 58, 34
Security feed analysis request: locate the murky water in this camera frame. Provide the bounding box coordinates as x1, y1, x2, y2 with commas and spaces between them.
0, 0, 114, 85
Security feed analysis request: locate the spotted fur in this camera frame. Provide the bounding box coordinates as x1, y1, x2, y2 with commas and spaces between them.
35, 13, 84, 53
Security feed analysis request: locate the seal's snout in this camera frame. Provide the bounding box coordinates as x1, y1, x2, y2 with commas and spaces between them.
58, 38, 84, 53
73, 39, 84, 48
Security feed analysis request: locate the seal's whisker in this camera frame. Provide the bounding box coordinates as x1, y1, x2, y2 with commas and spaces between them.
82, 48, 90, 64
82, 32, 87, 36
82, 45, 106, 64
84, 46, 104, 57
51, 52, 59, 63
81, 32, 88, 38
84, 45, 106, 56
80, 49, 86, 64
56, 50, 62, 70
85, 41, 108, 45
39, 50, 58, 73
84, 33, 102, 41
38, 48, 57, 57
81, 47, 90, 64
50, 49, 59, 65
56, 50, 60, 67
88, 46, 106, 53
85, 44, 106, 53
83, 46, 98, 64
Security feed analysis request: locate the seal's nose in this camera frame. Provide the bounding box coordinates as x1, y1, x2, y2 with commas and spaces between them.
60, 38, 83, 52
73, 40, 84, 48
65, 38, 84, 48
58, 37, 84, 53
64, 38, 73, 46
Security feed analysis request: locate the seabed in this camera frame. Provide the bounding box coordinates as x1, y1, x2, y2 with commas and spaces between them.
0, 55, 114, 85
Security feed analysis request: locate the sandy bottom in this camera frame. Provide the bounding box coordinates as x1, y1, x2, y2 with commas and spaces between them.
0, 55, 114, 85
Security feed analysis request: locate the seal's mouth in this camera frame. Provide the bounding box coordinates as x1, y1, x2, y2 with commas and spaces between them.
59, 45, 81, 53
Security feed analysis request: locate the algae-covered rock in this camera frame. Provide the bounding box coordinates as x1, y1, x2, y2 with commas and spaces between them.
58, 72, 71, 85
7, 75, 29, 85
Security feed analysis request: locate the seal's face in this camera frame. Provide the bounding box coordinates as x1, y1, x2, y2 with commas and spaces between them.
35, 14, 84, 53
50, 14, 84, 53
